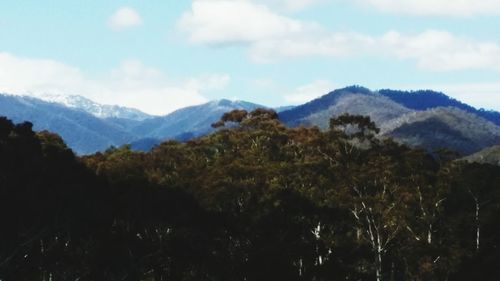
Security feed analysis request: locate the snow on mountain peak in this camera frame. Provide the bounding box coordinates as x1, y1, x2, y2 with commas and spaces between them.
36, 93, 153, 121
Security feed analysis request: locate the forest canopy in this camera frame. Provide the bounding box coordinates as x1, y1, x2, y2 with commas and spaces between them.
0, 111, 499, 281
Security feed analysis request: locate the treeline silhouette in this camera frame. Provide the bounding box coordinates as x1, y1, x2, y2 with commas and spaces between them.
0, 110, 499, 281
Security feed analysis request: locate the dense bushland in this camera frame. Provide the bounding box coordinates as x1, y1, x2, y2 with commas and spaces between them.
0, 110, 499, 281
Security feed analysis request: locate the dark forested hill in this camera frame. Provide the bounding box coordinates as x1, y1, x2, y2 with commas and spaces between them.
2, 112, 500, 281
379, 89, 500, 126
279, 86, 411, 128
381, 107, 500, 154
278, 87, 500, 154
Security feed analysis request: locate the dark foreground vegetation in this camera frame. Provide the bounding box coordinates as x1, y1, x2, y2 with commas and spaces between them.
0, 109, 499, 281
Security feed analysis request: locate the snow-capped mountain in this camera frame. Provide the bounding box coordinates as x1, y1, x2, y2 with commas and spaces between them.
0, 94, 137, 154
37, 94, 153, 121
0, 94, 265, 154
2, 87, 500, 155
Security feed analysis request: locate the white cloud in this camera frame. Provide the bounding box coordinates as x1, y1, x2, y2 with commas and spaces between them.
284, 80, 335, 104
249, 32, 375, 63
381, 30, 500, 71
178, 0, 369, 62
0, 53, 230, 115
178, 1, 500, 71
0, 53, 85, 94
353, 0, 500, 16
284, 0, 325, 10
108, 7, 142, 30
178, 0, 500, 71
178, 0, 320, 45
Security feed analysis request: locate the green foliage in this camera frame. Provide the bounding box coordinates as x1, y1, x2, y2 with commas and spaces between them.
1, 111, 499, 281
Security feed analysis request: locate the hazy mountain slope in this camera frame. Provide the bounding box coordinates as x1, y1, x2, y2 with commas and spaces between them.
381, 107, 500, 154
279, 86, 412, 129
133, 99, 264, 139
0, 94, 136, 154
462, 145, 500, 165
280, 86, 372, 124
274, 105, 296, 112
305, 94, 412, 129
379, 89, 500, 126
129, 137, 162, 152
38, 94, 153, 121
102, 117, 144, 132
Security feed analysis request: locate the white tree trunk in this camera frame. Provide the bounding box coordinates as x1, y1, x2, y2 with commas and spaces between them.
427, 223, 432, 245
376, 247, 383, 281
475, 198, 480, 252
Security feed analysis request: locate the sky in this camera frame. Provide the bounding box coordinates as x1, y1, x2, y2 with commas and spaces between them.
1, 0, 500, 115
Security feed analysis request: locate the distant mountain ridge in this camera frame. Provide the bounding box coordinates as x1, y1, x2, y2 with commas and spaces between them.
279, 86, 500, 154
381, 107, 500, 154
37, 94, 154, 121
0, 94, 265, 153
280, 86, 373, 125
280, 86, 411, 129
1, 86, 500, 155
379, 89, 500, 126
0, 94, 136, 154
128, 99, 265, 150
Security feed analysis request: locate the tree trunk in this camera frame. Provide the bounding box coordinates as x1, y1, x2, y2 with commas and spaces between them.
474, 198, 480, 252
376, 248, 383, 281
427, 223, 432, 245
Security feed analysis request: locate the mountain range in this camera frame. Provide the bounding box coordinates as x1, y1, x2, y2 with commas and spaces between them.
1, 86, 499, 156
0, 94, 264, 154
37, 94, 153, 121
280, 86, 500, 155
0, 95, 135, 154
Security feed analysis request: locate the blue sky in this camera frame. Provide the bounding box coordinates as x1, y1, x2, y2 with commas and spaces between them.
1, 0, 500, 115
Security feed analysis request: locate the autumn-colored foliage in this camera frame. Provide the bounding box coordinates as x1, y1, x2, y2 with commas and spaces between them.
0, 111, 499, 281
